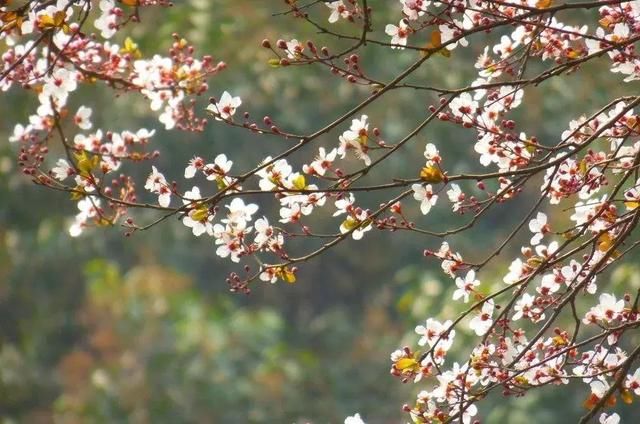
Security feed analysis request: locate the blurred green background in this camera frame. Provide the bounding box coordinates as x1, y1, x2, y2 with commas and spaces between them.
2, 1, 640, 423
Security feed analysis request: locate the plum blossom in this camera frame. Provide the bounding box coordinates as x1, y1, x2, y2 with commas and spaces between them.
257, 158, 293, 191
453, 270, 479, 303
493, 34, 521, 59
51, 158, 74, 181
599, 413, 620, 424
412, 183, 437, 215
181, 186, 214, 237
326, 1, 349, 23
424, 143, 440, 164
583, 293, 624, 324
469, 300, 494, 336
400, 0, 428, 20
94, 0, 119, 38
203, 154, 234, 186
338, 115, 371, 166
449, 93, 478, 123
144, 166, 172, 207
625, 368, 640, 395
334, 193, 355, 216
339, 209, 372, 240
415, 318, 455, 350
439, 21, 469, 51
253, 217, 273, 247
561, 259, 597, 294
303, 147, 337, 176
74, 106, 93, 130
344, 413, 366, 424
447, 184, 464, 211
9, 124, 33, 143
69, 196, 101, 237
41, 67, 77, 105
222, 198, 259, 230
184, 156, 205, 179
385, 19, 411, 49
528, 212, 549, 245
285, 39, 304, 59
207, 91, 241, 120
212, 223, 245, 263
451, 403, 478, 424
512, 293, 545, 322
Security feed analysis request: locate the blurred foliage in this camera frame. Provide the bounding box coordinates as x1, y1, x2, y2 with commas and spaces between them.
2, 1, 640, 422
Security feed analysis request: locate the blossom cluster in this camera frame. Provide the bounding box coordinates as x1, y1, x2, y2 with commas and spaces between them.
4, 0, 640, 422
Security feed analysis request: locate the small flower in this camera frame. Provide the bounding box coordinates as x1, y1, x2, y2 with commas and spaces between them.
439, 20, 469, 51
181, 187, 214, 237
344, 413, 366, 424
74, 106, 93, 130
424, 143, 441, 164
145, 166, 171, 207
385, 19, 411, 49
257, 157, 292, 191
185, 156, 205, 179
528, 212, 549, 245
469, 300, 494, 336
599, 413, 620, 424
51, 158, 74, 180
449, 93, 478, 122
222, 198, 258, 229
280, 203, 303, 224
285, 39, 304, 59
9, 123, 33, 143
207, 91, 242, 120
447, 184, 464, 211
203, 154, 233, 184
42, 67, 77, 104
338, 115, 371, 166
95, 0, 118, 38
625, 368, 640, 395
327, 0, 348, 23
512, 293, 544, 322
453, 270, 479, 303
412, 183, 438, 215
303, 147, 337, 176
400, 0, 427, 20
339, 209, 372, 240
253, 217, 274, 247
334, 193, 355, 216
415, 318, 455, 349
585, 379, 614, 410
583, 293, 624, 324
